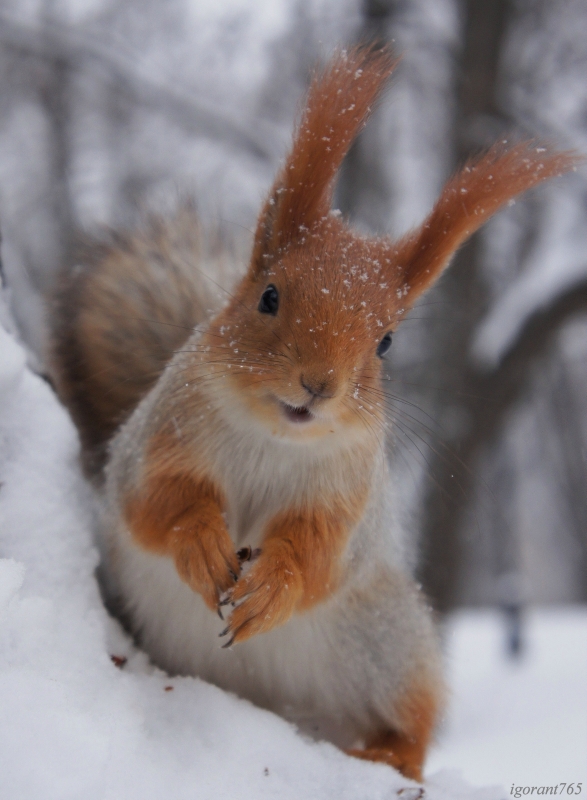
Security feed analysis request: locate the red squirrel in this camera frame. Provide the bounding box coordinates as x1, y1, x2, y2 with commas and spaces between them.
50, 45, 578, 781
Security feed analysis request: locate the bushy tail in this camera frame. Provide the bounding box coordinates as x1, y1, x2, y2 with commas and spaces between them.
49, 207, 237, 475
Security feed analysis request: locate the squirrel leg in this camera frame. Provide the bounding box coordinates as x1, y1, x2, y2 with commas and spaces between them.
346, 684, 440, 782
222, 505, 353, 644
123, 473, 240, 611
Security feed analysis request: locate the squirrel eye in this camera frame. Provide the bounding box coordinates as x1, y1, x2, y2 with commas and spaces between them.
258, 284, 279, 315
377, 332, 393, 358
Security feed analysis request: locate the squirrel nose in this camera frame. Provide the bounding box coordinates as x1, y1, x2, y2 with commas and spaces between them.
300, 374, 336, 400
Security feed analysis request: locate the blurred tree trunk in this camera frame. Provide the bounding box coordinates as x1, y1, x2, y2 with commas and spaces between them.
417, 0, 512, 611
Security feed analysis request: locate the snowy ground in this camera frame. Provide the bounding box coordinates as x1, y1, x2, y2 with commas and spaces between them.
429, 608, 587, 791
1, 305, 585, 799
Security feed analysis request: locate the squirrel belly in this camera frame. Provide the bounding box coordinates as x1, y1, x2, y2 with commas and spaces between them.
49, 44, 579, 782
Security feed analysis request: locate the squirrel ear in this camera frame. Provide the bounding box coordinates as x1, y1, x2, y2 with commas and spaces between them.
250, 44, 398, 274
387, 141, 581, 307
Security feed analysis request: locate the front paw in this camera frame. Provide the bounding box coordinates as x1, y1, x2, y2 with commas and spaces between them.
172, 525, 240, 612
219, 544, 303, 645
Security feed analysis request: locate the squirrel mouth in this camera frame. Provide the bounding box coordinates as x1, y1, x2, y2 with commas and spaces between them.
280, 401, 314, 424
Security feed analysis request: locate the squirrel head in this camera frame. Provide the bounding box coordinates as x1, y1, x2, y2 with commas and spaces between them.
203, 45, 579, 444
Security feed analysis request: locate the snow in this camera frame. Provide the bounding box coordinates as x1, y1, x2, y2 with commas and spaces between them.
1, 297, 585, 799
429, 608, 587, 789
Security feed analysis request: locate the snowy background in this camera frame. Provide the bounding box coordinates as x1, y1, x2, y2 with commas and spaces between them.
0, 0, 586, 796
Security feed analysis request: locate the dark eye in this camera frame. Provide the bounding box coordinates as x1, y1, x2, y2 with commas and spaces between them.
258, 284, 279, 315
377, 332, 392, 358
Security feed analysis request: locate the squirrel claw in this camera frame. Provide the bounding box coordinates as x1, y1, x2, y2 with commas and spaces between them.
237, 546, 262, 564
217, 605, 224, 620
221, 635, 235, 649
218, 625, 230, 638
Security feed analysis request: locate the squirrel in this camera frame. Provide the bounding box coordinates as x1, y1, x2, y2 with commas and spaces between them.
49, 45, 578, 782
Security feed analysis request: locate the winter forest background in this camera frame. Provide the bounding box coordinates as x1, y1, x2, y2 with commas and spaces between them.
2, 0, 586, 613
0, 0, 586, 795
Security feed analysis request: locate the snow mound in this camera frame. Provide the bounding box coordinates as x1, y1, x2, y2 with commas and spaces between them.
0, 305, 499, 799
429, 607, 587, 789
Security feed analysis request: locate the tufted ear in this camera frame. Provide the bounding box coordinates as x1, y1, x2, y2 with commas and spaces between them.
387, 141, 581, 308
250, 44, 398, 274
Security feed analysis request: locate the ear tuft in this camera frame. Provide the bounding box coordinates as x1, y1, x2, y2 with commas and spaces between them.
391, 141, 583, 304
251, 44, 398, 271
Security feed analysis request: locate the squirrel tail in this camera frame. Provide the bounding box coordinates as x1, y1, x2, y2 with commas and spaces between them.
49, 206, 235, 475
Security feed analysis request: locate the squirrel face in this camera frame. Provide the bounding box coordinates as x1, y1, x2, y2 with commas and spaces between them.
203, 218, 409, 443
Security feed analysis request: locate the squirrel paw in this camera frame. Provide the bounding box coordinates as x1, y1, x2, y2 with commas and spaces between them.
173, 527, 240, 613
218, 547, 303, 645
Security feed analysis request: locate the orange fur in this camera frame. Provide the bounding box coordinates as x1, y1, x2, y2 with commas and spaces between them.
249, 44, 580, 320
226, 493, 367, 643
50, 211, 214, 474
392, 142, 581, 304
347, 682, 441, 782
124, 471, 239, 610
251, 45, 398, 268
204, 221, 394, 444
